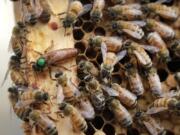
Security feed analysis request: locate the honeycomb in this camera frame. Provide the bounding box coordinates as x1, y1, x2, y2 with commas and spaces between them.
9, 0, 180, 135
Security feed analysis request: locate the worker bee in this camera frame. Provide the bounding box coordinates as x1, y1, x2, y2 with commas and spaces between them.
8, 87, 19, 106
102, 83, 137, 108
32, 48, 78, 72
145, 19, 175, 39
100, 43, 127, 84
21, 0, 43, 25
59, 102, 87, 133
147, 97, 180, 114
90, 0, 105, 22
54, 72, 76, 103
110, 20, 144, 39
124, 40, 152, 69
88, 36, 123, 52
29, 110, 58, 135
142, 3, 179, 20
9, 22, 29, 57
134, 111, 166, 135
147, 32, 170, 63
108, 98, 133, 127
145, 67, 163, 97
125, 63, 144, 96
60, 0, 92, 29
19, 88, 49, 105
2, 55, 28, 86
84, 75, 105, 111
107, 4, 143, 20
170, 39, 180, 58
77, 60, 99, 80
111, 0, 126, 4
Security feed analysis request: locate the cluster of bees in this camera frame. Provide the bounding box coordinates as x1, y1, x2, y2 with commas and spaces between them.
5, 0, 180, 135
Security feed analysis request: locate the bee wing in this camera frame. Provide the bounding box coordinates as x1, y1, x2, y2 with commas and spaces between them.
8, 36, 14, 52
141, 45, 160, 54
101, 85, 119, 97
128, 4, 141, 9
101, 42, 107, 62
146, 107, 168, 115
130, 21, 146, 27
133, 50, 147, 65
57, 85, 64, 104
1, 68, 10, 86
79, 4, 92, 17
122, 29, 144, 39
115, 50, 127, 64
156, 0, 171, 3
143, 121, 158, 135
161, 90, 179, 98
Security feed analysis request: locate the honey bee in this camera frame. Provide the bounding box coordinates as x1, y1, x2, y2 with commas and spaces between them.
77, 60, 99, 80
147, 97, 180, 114
29, 110, 58, 135
8, 87, 32, 122
143, 3, 179, 20
2, 55, 27, 86
145, 67, 163, 97
19, 88, 49, 105
9, 22, 29, 57
110, 20, 144, 39
145, 19, 175, 39
147, 32, 171, 63
60, 0, 92, 29
108, 4, 143, 20
55, 72, 76, 103
111, 0, 126, 4
124, 40, 152, 69
170, 39, 180, 58
84, 75, 105, 111
134, 111, 166, 135
59, 102, 87, 133
125, 63, 144, 96
100, 43, 127, 84
88, 36, 123, 52
90, 0, 105, 22
38, 10, 51, 23
108, 98, 133, 127
103, 83, 137, 108
21, 0, 43, 25
32, 48, 78, 72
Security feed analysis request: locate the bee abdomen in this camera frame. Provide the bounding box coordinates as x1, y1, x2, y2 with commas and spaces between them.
46, 126, 58, 135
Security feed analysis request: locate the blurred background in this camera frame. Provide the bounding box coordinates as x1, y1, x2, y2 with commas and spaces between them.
0, 1, 23, 135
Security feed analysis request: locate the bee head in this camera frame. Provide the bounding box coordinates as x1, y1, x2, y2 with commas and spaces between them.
27, 14, 38, 25
33, 57, 46, 71
91, 11, 101, 22
141, 5, 151, 15
89, 37, 102, 48
111, 21, 119, 30
55, 72, 67, 86
107, 8, 118, 19
78, 60, 86, 69
35, 91, 49, 102
62, 16, 73, 28
59, 102, 72, 115
158, 51, 171, 63
17, 21, 26, 28
171, 40, 180, 50
8, 86, 18, 95
10, 55, 20, 65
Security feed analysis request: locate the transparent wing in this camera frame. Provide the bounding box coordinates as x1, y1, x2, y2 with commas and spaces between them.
101, 85, 119, 97
1, 67, 10, 87
115, 50, 127, 64
101, 42, 107, 62
141, 45, 160, 54
156, 0, 170, 3
56, 85, 64, 104
8, 36, 14, 52
123, 29, 144, 39
130, 21, 146, 27
143, 121, 158, 135
161, 90, 179, 98
146, 107, 168, 114
79, 4, 92, 17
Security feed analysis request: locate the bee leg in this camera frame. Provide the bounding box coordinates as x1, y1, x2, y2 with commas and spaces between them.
44, 40, 55, 53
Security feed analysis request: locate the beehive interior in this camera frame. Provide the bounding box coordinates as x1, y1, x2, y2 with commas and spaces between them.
10, 0, 180, 135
